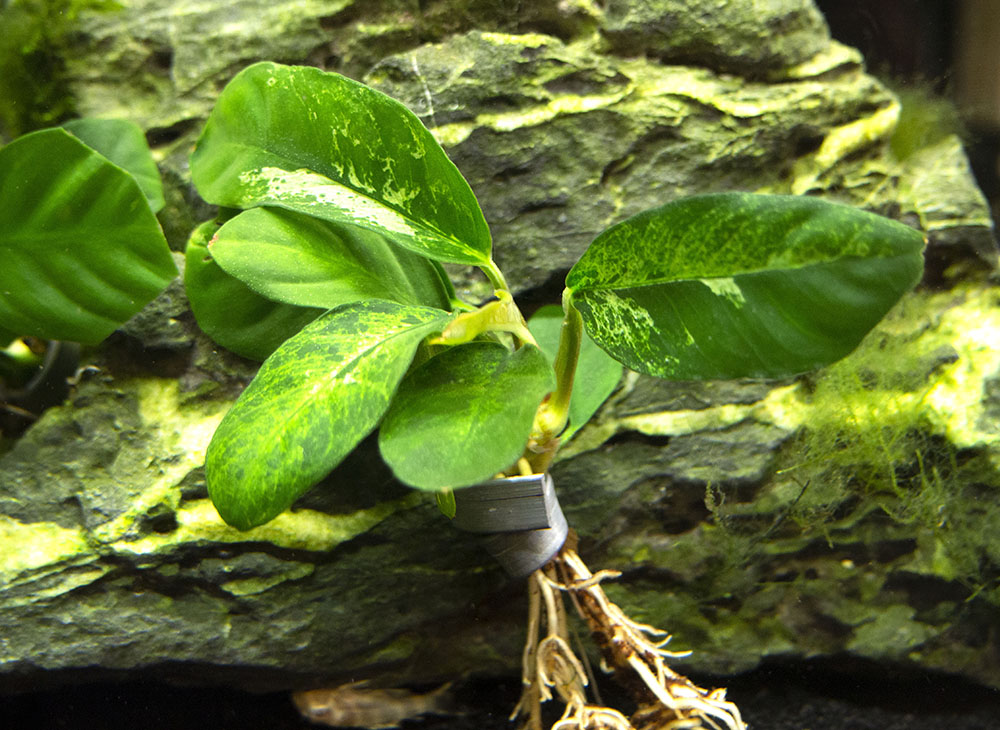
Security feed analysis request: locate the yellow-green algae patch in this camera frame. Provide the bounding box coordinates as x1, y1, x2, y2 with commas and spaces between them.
921, 286, 1000, 449
89, 378, 229, 545
116, 493, 424, 556
0, 515, 92, 585
790, 101, 901, 195
432, 86, 633, 147
222, 562, 315, 596
778, 41, 863, 80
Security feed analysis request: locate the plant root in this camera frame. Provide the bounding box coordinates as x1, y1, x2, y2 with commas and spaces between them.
512, 538, 746, 730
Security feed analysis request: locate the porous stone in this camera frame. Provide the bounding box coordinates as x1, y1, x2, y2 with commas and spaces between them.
600, 0, 831, 75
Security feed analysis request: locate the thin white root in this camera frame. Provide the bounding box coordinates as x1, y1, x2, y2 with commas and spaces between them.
512, 542, 747, 730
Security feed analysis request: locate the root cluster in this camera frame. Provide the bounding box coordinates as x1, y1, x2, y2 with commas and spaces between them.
512, 540, 746, 730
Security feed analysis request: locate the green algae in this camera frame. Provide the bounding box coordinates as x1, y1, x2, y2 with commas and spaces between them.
0, 515, 92, 585
117, 494, 424, 556
0, 0, 121, 140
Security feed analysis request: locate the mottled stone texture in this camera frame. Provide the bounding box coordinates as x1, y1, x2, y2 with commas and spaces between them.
600, 0, 831, 73
2, 0, 999, 697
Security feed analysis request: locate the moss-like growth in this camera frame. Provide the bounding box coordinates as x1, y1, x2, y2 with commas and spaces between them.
0, 0, 121, 140
889, 84, 966, 162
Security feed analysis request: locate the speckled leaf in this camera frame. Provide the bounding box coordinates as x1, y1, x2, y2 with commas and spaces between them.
566, 193, 925, 379
63, 118, 165, 213
0, 128, 176, 343
206, 300, 452, 530
209, 207, 452, 310
190, 61, 492, 265
184, 220, 323, 361
528, 305, 622, 440
379, 342, 555, 490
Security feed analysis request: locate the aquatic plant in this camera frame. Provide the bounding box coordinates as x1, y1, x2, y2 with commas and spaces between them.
0, 58, 925, 729
181, 62, 924, 729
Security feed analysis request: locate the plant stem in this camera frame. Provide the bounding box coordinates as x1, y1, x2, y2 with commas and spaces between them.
481, 258, 511, 293
532, 290, 583, 444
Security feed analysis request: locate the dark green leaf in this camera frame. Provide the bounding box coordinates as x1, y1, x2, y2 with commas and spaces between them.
63, 118, 166, 213
206, 300, 452, 529
190, 61, 491, 265
184, 220, 323, 361
566, 193, 925, 379
379, 343, 555, 490
209, 207, 452, 310
0, 128, 176, 343
528, 305, 622, 439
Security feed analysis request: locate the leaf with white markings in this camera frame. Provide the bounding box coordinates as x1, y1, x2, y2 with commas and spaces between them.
379, 343, 555, 490
190, 62, 492, 266
566, 193, 925, 379
206, 300, 452, 529
209, 207, 452, 310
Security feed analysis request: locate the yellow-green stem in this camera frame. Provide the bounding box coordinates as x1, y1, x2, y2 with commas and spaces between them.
533, 290, 582, 443
481, 258, 511, 293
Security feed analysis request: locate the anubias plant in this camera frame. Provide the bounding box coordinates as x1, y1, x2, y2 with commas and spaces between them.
182, 62, 925, 730
0, 60, 923, 730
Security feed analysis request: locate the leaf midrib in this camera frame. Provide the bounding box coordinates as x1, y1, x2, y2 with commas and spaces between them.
226, 139, 473, 256
272, 311, 448, 429
571, 251, 911, 293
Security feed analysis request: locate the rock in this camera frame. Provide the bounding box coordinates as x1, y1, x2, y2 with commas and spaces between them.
6, 278, 1000, 692
366, 30, 990, 295
60, 0, 603, 132
3, 0, 1000, 702
900, 134, 998, 268
600, 0, 831, 75
0, 376, 505, 690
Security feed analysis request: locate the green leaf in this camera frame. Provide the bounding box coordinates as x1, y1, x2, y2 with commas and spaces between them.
566, 193, 925, 379
63, 118, 166, 213
0, 128, 176, 344
184, 220, 323, 361
209, 207, 452, 311
528, 305, 622, 439
379, 342, 555, 490
190, 61, 491, 265
206, 300, 452, 530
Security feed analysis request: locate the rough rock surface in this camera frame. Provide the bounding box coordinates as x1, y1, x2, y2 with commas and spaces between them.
3, 0, 999, 702
600, 0, 832, 74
